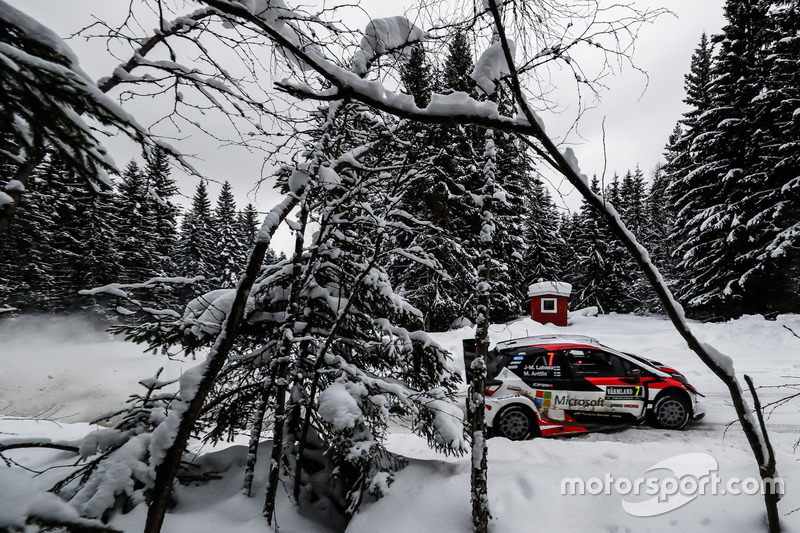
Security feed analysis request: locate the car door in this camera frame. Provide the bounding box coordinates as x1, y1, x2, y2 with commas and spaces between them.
562, 348, 646, 426
501, 348, 572, 423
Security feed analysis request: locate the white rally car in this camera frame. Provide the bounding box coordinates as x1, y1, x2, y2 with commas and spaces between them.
466, 335, 705, 440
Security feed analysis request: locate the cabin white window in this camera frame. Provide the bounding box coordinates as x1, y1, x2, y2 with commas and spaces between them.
540, 297, 558, 314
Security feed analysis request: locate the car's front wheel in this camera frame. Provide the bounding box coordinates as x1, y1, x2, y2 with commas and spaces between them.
495, 405, 539, 440
653, 394, 690, 430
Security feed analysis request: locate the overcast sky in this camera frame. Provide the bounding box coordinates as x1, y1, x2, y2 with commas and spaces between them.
542, 0, 727, 209
7, 0, 728, 236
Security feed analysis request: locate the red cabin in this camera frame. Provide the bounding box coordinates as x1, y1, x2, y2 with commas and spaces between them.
528, 281, 572, 327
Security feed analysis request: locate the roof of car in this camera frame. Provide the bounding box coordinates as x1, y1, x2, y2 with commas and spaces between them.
495, 334, 601, 351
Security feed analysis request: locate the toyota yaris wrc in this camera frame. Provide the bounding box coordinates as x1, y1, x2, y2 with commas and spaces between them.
475, 335, 705, 440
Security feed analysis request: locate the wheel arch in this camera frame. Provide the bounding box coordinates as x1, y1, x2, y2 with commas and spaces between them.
652, 386, 692, 411
493, 402, 542, 440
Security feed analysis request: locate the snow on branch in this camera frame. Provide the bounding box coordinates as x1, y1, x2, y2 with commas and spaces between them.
79, 276, 205, 299
471, 39, 516, 95
0, 468, 120, 532
352, 16, 426, 76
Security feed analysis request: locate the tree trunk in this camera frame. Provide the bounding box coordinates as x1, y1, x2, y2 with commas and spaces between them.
242, 375, 274, 497
470, 128, 496, 533
293, 366, 320, 503
263, 202, 310, 524
745, 375, 781, 533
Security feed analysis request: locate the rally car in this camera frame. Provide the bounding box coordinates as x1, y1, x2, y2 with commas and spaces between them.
466, 334, 705, 440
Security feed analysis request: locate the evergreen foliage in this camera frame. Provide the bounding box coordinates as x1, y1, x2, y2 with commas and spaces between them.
211, 181, 244, 287
145, 147, 180, 278
388, 32, 563, 329
664, 1, 800, 319
176, 180, 215, 293
116, 160, 158, 285
0, 154, 271, 315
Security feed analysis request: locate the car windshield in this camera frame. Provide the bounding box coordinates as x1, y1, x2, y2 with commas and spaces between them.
597, 344, 665, 370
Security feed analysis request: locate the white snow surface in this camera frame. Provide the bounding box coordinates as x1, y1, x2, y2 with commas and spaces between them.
2, 313, 800, 532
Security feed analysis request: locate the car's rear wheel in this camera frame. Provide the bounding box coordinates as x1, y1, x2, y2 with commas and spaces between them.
495, 405, 539, 440
653, 394, 690, 429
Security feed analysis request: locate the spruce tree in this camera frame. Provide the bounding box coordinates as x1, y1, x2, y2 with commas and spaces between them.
211, 181, 243, 288
39, 154, 120, 311
389, 32, 480, 331
570, 177, 623, 312
144, 147, 180, 278
521, 176, 563, 287
237, 203, 260, 251
116, 160, 158, 285
0, 160, 55, 310
483, 93, 536, 323
739, 1, 800, 314
639, 163, 677, 313
177, 180, 215, 292
399, 43, 433, 108
668, 3, 771, 319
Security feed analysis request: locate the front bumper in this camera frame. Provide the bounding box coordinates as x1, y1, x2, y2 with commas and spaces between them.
692, 400, 706, 421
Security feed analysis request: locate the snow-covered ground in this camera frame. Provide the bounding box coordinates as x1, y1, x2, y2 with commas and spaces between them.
2, 313, 800, 532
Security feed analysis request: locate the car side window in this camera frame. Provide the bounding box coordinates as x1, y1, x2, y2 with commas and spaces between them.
505, 349, 569, 380
567, 349, 624, 377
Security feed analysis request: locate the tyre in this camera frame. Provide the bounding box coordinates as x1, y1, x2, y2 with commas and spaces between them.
653, 394, 690, 430
494, 405, 539, 440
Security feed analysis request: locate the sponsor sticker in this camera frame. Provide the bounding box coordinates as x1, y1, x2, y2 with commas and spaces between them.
605, 386, 644, 399
534, 390, 552, 407
554, 396, 605, 408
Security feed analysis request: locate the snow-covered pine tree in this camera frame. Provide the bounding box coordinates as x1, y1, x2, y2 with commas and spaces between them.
211, 181, 243, 288
603, 174, 636, 312
400, 43, 433, 108
38, 155, 119, 312
271, 101, 465, 521
144, 147, 180, 278
176, 180, 215, 294
669, 2, 772, 319
616, 167, 648, 312
738, 1, 800, 315
485, 91, 537, 323
637, 163, 677, 314
556, 211, 581, 289
663, 34, 715, 314
116, 160, 158, 286
521, 175, 563, 287
237, 203, 259, 251
0, 158, 55, 311
569, 176, 620, 312
389, 32, 480, 331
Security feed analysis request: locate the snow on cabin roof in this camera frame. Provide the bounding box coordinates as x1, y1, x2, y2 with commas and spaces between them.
527, 281, 572, 298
